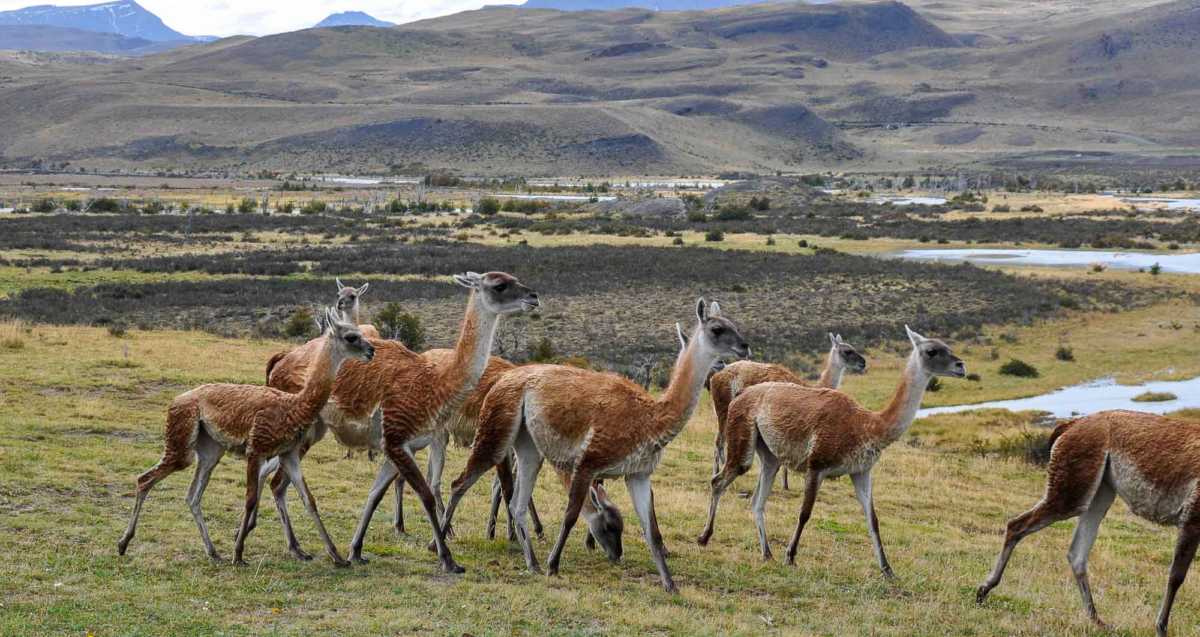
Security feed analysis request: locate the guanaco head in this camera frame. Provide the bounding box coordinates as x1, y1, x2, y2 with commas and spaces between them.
693, 298, 750, 360
905, 325, 964, 378
454, 271, 539, 315
583, 482, 624, 563
829, 333, 867, 374
335, 277, 369, 322
679, 321, 728, 385
319, 307, 375, 363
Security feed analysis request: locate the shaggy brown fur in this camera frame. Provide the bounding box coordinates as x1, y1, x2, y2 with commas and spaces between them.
439, 299, 749, 592
263, 272, 537, 571
977, 410, 1200, 636
708, 334, 866, 482
117, 309, 373, 566
697, 327, 963, 579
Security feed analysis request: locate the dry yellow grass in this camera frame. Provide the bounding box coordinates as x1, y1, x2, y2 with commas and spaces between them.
0, 321, 1195, 635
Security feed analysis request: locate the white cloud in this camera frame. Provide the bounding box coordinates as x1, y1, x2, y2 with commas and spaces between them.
0, 0, 513, 37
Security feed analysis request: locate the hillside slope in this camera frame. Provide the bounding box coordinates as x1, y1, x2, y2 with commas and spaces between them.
0, 0, 1194, 175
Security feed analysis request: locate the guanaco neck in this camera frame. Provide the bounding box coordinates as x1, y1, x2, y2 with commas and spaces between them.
651, 325, 718, 446
290, 336, 342, 424
817, 347, 845, 389
436, 291, 499, 399
345, 300, 361, 326
871, 349, 930, 446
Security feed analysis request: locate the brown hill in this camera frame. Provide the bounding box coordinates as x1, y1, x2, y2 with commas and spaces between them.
0, 0, 1195, 175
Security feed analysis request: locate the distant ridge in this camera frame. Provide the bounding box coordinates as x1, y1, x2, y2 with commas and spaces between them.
313, 11, 395, 28
521, 0, 761, 9
0, 1, 198, 42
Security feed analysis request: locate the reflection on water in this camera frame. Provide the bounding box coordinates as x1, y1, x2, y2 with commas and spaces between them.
919, 376, 1200, 419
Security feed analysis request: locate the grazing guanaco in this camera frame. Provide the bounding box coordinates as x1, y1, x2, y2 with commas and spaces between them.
977, 410, 1200, 636
117, 308, 374, 566
697, 326, 963, 578
264, 271, 537, 570
708, 332, 867, 485
440, 299, 750, 592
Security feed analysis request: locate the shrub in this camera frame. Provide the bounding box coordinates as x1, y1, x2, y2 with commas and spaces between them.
476, 197, 501, 216
237, 198, 257, 214
374, 302, 426, 350
926, 377, 942, 392
966, 372, 981, 382
715, 206, 752, 221
301, 200, 327, 215
284, 308, 315, 338
687, 211, 708, 223
1055, 345, 1075, 362
89, 197, 122, 213
999, 359, 1040, 378
107, 322, 128, 338
765, 235, 776, 246
1132, 391, 1177, 403
797, 239, 808, 248
529, 336, 556, 362
672, 236, 684, 246
31, 199, 57, 213
1150, 262, 1162, 276
992, 204, 1011, 213
704, 229, 725, 242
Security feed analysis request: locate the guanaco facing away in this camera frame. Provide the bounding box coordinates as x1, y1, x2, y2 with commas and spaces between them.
697, 326, 963, 578
977, 410, 1200, 636
117, 308, 374, 566
440, 299, 750, 592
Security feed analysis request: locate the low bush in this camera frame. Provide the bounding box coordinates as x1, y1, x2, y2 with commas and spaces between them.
998, 359, 1040, 378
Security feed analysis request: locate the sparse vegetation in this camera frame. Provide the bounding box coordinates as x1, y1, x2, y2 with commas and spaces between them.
1055, 345, 1075, 362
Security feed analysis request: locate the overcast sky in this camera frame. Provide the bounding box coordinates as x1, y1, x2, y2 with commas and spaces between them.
0, 0, 507, 36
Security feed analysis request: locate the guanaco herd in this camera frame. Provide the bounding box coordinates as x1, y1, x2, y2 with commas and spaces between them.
115, 272, 1198, 635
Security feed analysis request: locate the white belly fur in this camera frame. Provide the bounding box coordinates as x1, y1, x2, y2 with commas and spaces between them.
1110, 453, 1198, 526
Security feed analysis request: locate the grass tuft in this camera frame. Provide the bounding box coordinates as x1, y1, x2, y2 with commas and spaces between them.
0, 319, 26, 350
1132, 391, 1177, 403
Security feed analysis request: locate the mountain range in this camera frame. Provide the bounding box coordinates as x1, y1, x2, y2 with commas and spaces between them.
0, 1, 212, 54
0, 0, 1196, 176
520, 0, 763, 10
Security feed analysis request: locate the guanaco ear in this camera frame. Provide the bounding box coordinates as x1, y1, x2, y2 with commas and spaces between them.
695, 297, 707, 322
336, 277, 345, 292
829, 332, 837, 347
675, 322, 688, 348
326, 307, 342, 333
589, 485, 604, 510
709, 301, 722, 318
905, 325, 926, 347
836, 333, 844, 344
357, 282, 369, 297
454, 272, 482, 289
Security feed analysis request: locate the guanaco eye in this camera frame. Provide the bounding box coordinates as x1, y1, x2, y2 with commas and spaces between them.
711, 326, 725, 336
346, 334, 360, 343
494, 282, 509, 293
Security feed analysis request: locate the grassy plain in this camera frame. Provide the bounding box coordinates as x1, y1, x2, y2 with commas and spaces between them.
1, 303, 1198, 635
